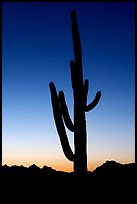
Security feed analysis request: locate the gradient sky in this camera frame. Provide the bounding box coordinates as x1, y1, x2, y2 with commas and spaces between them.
2, 2, 135, 172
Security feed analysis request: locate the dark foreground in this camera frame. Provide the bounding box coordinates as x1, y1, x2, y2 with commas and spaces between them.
1, 160, 136, 201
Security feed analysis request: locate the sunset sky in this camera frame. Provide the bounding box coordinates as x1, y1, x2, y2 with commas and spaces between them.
2, 2, 135, 172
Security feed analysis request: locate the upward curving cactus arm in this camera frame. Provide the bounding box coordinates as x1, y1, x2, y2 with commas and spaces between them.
49, 82, 74, 161
58, 91, 74, 132
85, 91, 101, 112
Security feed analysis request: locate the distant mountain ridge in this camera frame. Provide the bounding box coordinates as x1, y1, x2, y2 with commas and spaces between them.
1, 160, 135, 177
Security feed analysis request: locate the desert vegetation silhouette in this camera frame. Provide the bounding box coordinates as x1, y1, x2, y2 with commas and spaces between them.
49, 10, 101, 174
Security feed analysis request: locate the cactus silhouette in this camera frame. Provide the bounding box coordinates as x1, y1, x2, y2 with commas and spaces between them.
49, 10, 101, 174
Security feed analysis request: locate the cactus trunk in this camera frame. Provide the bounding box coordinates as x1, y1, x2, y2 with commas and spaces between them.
74, 92, 87, 173
71, 11, 87, 174
49, 10, 101, 174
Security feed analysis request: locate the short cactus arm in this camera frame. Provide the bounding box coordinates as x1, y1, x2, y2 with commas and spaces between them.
49, 82, 74, 161
85, 91, 101, 112
83, 79, 89, 107
58, 91, 74, 132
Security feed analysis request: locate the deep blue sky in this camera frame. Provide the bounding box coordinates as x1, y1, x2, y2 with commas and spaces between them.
2, 2, 135, 172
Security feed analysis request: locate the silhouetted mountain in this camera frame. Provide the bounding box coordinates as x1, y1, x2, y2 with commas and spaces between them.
1, 163, 72, 179
1, 161, 136, 201
93, 160, 135, 176
92, 160, 136, 185
1, 160, 135, 179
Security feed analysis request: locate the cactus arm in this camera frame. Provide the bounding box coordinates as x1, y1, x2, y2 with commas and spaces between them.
83, 79, 89, 107
84, 79, 89, 95
49, 82, 74, 161
58, 91, 74, 132
85, 91, 101, 112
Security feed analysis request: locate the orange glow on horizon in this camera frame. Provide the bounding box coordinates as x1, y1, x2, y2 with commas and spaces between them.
2, 157, 135, 172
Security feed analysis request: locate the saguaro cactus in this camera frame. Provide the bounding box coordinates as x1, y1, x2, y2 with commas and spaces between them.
49, 10, 101, 174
